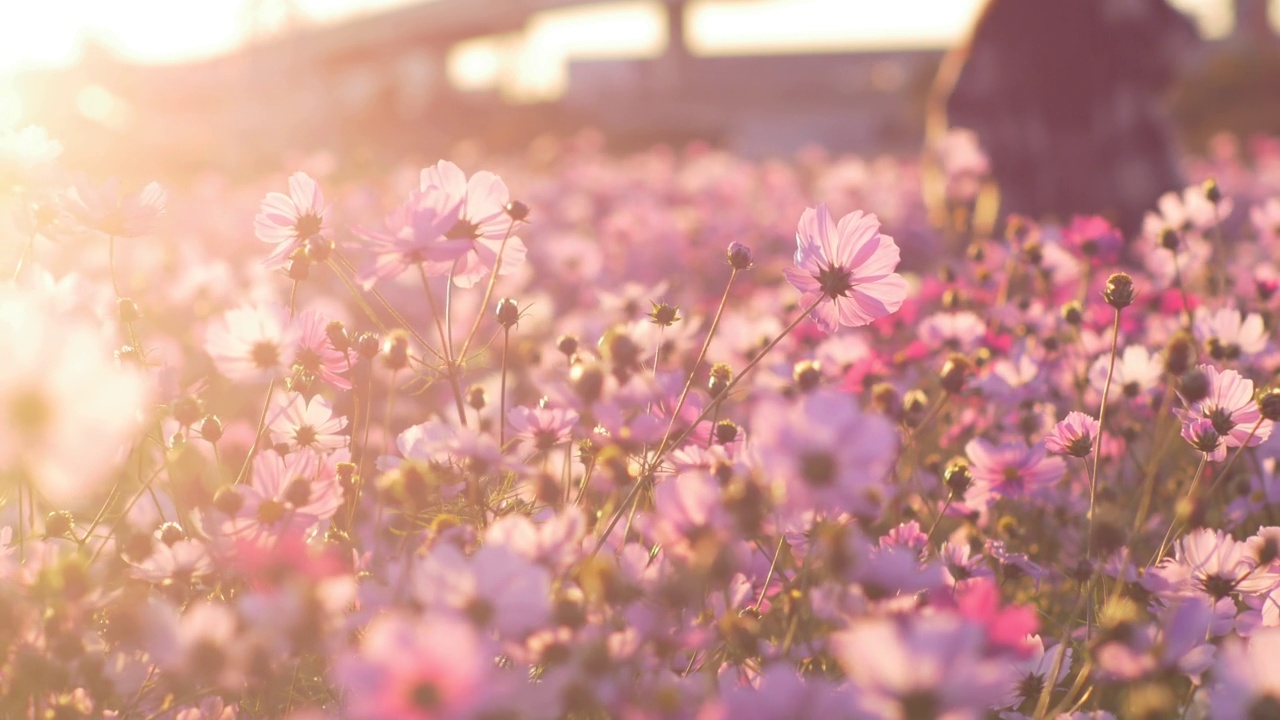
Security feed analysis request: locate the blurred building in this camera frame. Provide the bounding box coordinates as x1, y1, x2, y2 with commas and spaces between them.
12, 0, 1280, 177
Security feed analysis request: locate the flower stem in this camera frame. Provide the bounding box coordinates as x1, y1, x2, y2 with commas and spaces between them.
1088, 307, 1121, 560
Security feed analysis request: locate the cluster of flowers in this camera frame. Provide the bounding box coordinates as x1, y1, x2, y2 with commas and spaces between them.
8, 122, 1280, 719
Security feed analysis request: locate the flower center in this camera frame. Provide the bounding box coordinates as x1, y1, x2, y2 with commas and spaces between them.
1208, 407, 1237, 436
9, 389, 51, 436
294, 213, 323, 240
445, 218, 480, 241
251, 341, 280, 370
799, 451, 837, 487
410, 681, 442, 710
1199, 573, 1238, 601
256, 498, 287, 524
294, 425, 318, 447
814, 263, 854, 299
295, 346, 323, 373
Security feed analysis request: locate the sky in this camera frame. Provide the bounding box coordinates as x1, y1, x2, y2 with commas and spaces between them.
0, 0, 1243, 101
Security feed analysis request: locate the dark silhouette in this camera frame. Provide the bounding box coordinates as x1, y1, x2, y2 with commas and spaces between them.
933, 0, 1199, 236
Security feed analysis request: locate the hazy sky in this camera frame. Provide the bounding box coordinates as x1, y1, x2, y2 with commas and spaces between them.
0, 0, 1237, 75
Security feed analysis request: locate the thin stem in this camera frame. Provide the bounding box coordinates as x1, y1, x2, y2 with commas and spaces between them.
656, 268, 738, 458
1087, 307, 1121, 560
499, 326, 511, 448
1151, 454, 1209, 566
457, 217, 517, 363
11, 234, 33, 281
109, 235, 122, 297
923, 491, 954, 548
754, 534, 787, 612
648, 294, 825, 471
596, 294, 825, 555
418, 265, 468, 425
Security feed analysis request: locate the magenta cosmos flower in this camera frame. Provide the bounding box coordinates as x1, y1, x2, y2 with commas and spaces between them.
964, 438, 1065, 507
1175, 364, 1272, 462
783, 204, 907, 332
254, 171, 329, 270
1044, 411, 1100, 458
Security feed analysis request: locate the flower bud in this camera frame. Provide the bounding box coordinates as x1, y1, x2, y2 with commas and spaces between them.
939, 354, 973, 395
1258, 387, 1280, 422
1103, 273, 1136, 310
713, 420, 739, 445
793, 360, 821, 392
708, 363, 734, 398
902, 389, 929, 428
467, 385, 487, 410
726, 242, 754, 270
118, 298, 141, 324
557, 334, 579, 357
943, 458, 972, 495
1060, 301, 1084, 326
304, 235, 334, 263
213, 486, 243, 516
45, 511, 75, 539
382, 330, 410, 371
198, 415, 224, 443
1203, 178, 1222, 205
355, 331, 381, 360
496, 297, 520, 328
1164, 331, 1196, 376
504, 200, 530, 222
171, 395, 202, 427
647, 302, 680, 327
326, 320, 350, 353
870, 383, 901, 420
570, 362, 605, 404
1178, 368, 1210, 404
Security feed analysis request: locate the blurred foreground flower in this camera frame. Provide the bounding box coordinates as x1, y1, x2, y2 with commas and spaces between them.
0, 286, 150, 504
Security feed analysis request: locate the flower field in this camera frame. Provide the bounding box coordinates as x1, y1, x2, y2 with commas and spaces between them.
6, 124, 1280, 719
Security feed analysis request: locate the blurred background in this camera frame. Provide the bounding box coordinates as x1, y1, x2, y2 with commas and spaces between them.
2, 0, 1277, 179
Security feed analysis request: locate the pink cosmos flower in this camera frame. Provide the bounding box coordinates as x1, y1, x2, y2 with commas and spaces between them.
64, 177, 166, 237
831, 614, 1012, 719
506, 404, 580, 453
337, 613, 489, 720
1088, 345, 1162, 400
254, 171, 329, 269
1063, 215, 1123, 264
1044, 412, 1100, 458
1175, 365, 1272, 462
1194, 306, 1267, 361
411, 544, 551, 638
290, 308, 352, 391
354, 188, 471, 289
130, 538, 215, 585
0, 287, 151, 505
216, 449, 344, 546
419, 160, 527, 288
1146, 528, 1274, 602
782, 204, 908, 332
1208, 629, 1280, 720
268, 393, 348, 453
750, 389, 898, 516
964, 439, 1065, 507
204, 303, 298, 383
